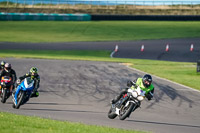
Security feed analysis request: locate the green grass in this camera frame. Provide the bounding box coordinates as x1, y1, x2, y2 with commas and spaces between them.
0, 21, 200, 42
0, 50, 199, 91
0, 112, 145, 133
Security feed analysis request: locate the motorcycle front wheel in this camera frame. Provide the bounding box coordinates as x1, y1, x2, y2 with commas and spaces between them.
15, 91, 25, 109
119, 102, 135, 120
108, 107, 117, 119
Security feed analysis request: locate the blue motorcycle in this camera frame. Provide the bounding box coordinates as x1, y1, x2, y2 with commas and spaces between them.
12, 77, 34, 109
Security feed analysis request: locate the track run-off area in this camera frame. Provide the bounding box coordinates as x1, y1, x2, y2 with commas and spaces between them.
0, 38, 200, 133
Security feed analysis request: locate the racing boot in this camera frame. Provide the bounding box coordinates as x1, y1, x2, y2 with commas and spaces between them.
31, 91, 39, 98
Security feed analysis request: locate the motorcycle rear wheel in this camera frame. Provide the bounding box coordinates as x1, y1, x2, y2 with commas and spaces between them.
1, 88, 7, 103
108, 107, 117, 119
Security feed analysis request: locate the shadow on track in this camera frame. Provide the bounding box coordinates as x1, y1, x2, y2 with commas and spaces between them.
21, 108, 105, 114
145, 82, 195, 110
4, 102, 90, 106
25, 102, 91, 106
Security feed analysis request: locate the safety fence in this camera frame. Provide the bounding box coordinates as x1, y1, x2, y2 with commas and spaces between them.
0, 12, 91, 20
1, 0, 200, 8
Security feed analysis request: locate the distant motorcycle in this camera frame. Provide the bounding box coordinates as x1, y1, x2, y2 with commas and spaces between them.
0, 76, 12, 103
12, 77, 34, 109
108, 86, 146, 120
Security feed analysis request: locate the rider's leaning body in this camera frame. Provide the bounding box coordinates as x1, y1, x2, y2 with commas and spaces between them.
15, 67, 40, 97
111, 74, 154, 105
13, 67, 40, 105
131, 77, 154, 98
0, 63, 17, 93
0, 61, 6, 72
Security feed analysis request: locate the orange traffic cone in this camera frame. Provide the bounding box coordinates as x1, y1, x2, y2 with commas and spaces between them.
115, 45, 118, 52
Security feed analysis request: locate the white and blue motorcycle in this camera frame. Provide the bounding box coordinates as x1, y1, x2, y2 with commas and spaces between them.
12, 77, 34, 109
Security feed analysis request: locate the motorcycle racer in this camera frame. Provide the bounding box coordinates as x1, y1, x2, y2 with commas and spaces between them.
111, 74, 154, 109
0, 61, 6, 72
17, 67, 40, 97
0, 61, 6, 94
0, 63, 17, 94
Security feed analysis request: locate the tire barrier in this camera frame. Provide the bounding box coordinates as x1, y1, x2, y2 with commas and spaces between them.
1, 13, 200, 21
0, 12, 91, 21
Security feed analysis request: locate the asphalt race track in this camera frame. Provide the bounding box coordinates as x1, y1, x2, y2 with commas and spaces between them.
0, 58, 200, 133
0, 38, 200, 133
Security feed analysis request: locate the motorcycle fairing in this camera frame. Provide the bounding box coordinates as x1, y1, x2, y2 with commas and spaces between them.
13, 78, 34, 105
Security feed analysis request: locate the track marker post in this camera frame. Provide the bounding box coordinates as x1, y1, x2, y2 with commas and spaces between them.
110, 45, 118, 58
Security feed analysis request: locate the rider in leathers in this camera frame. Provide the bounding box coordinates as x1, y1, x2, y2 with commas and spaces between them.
0, 63, 17, 94
17, 67, 40, 97
111, 74, 154, 109
0, 61, 6, 72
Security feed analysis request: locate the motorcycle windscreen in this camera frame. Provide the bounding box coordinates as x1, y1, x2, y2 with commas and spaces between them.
21, 78, 35, 91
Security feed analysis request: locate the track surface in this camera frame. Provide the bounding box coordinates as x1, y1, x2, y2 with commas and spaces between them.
0, 58, 200, 133
1, 38, 200, 62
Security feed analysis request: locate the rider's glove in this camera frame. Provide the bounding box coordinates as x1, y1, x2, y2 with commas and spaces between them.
127, 80, 135, 87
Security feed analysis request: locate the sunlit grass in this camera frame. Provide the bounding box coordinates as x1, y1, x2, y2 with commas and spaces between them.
0, 21, 200, 42
0, 112, 145, 133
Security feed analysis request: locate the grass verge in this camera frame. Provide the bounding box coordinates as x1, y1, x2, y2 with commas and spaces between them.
0, 112, 145, 133
0, 49, 199, 91
0, 21, 200, 42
